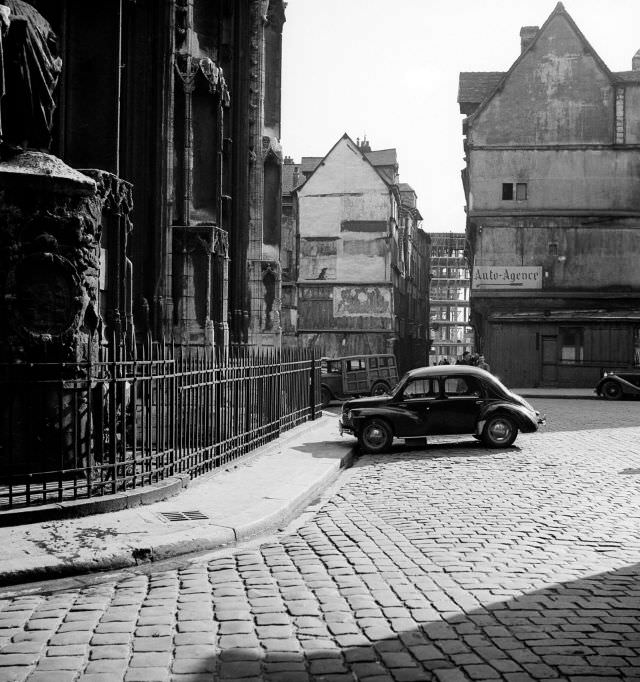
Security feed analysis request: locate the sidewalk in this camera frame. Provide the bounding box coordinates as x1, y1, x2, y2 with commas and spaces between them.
512, 387, 596, 399
0, 412, 355, 586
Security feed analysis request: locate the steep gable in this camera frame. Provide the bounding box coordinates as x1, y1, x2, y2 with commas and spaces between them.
470, 4, 615, 146
298, 135, 390, 197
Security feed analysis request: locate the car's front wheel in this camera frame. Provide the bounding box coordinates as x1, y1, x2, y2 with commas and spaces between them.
482, 414, 518, 448
358, 418, 393, 454
600, 380, 623, 401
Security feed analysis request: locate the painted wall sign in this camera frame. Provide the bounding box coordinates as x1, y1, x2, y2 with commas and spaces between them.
333, 286, 391, 317
472, 266, 542, 289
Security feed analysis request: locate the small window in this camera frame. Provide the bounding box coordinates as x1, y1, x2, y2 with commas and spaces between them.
502, 183, 513, 200
560, 328, 584, 363
346, 359, 365, 372
325, 361, 341, 375
548, 242, 558, 257
516, 183, 528, 201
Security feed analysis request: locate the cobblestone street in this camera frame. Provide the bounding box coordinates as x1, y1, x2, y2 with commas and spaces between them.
1, 398, 640, 682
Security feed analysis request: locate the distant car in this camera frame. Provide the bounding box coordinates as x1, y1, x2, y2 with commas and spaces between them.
595, 370, 640, 400
320, 354, 399, 407
339, 365, 545, 454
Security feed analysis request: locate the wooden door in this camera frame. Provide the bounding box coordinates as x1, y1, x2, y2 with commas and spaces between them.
541, 335, 558, 386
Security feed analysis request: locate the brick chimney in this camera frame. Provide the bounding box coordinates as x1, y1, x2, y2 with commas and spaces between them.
633, 49, 640, 71
520, 26, 539, 53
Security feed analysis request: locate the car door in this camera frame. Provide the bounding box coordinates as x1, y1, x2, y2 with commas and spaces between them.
432, 375, 484, 434
391, 377, 441, 437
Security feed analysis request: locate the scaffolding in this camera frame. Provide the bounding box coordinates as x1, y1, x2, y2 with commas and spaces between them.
428, 232, 474, 364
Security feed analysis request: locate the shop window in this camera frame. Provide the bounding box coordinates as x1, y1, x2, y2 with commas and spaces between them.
634, 328, 640, 367
560, 328, 584, 363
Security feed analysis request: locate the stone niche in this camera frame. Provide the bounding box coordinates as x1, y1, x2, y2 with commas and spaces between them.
0, 150, 132, 474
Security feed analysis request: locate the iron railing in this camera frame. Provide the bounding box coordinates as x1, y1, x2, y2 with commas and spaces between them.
0, 339, 320, 510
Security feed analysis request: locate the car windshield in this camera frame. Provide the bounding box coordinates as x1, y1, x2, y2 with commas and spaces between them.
389, 373, 411, 398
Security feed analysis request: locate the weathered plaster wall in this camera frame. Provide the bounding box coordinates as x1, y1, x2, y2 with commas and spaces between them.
624, 84, 640, 143
469, 149, 640, 211
472, 14, 613, 146
297, 138, 390, 283
474, 223, 640, 289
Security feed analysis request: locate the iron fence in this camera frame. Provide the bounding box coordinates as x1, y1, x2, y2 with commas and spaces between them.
0, 339, 320, 510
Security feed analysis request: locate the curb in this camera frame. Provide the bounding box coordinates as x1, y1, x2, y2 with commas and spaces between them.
0, 431, 355, 587
517, 393, 597, 400
0, 414, 329, 529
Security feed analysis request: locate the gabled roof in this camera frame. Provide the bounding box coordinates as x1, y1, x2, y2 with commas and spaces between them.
463, 2, 616, 123
614, 71, 640, 84
458, 72, 505, 114
295, 133, 398, 192
300, 157, 322, 176
365, 149, 397, 167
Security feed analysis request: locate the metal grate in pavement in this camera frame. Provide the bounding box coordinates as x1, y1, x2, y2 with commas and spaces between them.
157, 510, 209, 522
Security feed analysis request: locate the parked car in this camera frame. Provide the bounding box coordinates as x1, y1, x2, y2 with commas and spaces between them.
339, 365, 545, 453
595, 370, 640, 400
320, 354, 399, 407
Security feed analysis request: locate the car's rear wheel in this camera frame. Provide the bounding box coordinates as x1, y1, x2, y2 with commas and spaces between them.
320, 386, 332, 408
358, 418, 393, 454
370, 381, 389, 396
482, 414, 518, 448
600, 380, 623, 401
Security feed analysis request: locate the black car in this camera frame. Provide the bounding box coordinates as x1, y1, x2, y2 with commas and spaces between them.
339, 365, 545, 454
595, 370, 640, 400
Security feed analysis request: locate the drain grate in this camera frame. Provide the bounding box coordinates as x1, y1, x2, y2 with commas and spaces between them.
158, 510, 209, 522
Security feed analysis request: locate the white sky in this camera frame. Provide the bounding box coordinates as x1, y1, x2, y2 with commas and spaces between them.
281, 0, 640, 233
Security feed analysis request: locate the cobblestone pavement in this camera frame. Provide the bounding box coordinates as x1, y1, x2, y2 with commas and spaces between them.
1, 398, 640, 682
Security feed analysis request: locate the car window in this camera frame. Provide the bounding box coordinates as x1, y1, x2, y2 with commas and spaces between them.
325, 361, 341, 374
443, 376, 482, 397
346, 359, 366, 371
403, 378, 438, 399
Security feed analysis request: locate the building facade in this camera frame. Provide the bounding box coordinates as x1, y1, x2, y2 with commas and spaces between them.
458, 2, 640, 387
428, 232, 474, 365
17, 0, 286, 352
284, 134, 429, 374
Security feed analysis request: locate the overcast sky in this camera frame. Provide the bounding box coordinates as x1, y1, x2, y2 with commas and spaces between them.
281, 0, 640, 233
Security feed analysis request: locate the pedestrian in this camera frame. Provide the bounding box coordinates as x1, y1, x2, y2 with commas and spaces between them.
477, 355, 491, 372
456, 351, 471, 365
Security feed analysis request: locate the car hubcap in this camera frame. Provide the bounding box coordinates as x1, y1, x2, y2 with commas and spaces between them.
604, 384, 618, 397
489, 419, 511, 443
365, 425, 385, 447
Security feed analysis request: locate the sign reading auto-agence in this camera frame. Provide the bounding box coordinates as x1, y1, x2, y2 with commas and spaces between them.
472, 266, 542, 290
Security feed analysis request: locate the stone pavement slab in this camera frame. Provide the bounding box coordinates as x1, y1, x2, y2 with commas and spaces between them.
0, 414, 353, 586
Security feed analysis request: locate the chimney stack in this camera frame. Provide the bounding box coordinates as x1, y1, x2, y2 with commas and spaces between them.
520, 26, 539, 53
633, 49, 640, 71
358, 135, 371, 153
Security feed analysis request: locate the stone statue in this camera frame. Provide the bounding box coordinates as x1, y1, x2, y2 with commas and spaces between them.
0, 0, 62, 151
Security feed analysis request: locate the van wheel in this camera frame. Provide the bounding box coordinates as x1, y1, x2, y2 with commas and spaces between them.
482, 414, 518, 448
320, 386, 331, 407
370, 381, 389, 396
358, 419, 393, 454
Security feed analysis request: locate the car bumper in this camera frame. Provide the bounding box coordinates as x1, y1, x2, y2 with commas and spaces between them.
339, 420, 355, 437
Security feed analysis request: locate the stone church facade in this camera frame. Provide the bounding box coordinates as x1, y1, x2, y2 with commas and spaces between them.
6, 0, 286, 354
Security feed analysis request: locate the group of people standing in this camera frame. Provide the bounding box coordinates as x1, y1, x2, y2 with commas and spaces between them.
437, 351, 491, 372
